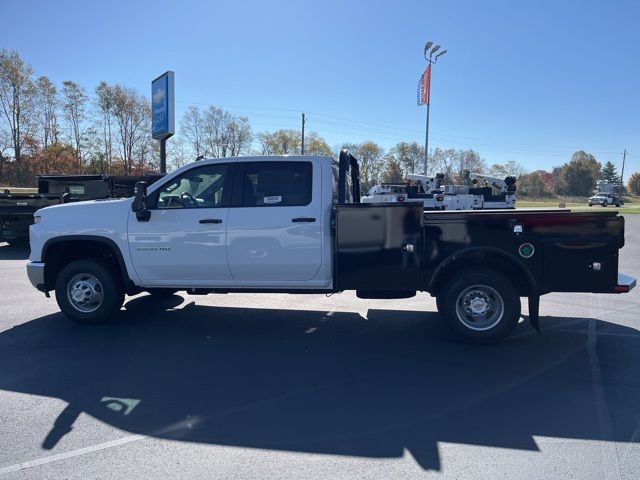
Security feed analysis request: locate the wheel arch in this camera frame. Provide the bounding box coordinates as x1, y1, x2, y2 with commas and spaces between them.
428, 247, 538, 297
42, 235, 135, 292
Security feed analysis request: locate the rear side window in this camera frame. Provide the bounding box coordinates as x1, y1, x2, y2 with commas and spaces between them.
240, 162, 312, 207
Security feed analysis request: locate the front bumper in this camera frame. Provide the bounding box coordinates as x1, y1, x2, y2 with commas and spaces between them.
615, 273, 636, 293
26, 261, 46, 291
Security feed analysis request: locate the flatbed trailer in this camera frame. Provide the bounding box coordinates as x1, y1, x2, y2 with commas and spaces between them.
0, 174, 163, 245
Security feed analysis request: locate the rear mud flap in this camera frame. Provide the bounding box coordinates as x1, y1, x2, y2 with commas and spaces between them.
528, 295, 540, 333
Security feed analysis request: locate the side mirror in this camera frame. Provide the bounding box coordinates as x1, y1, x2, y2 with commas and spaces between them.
132, 181, 151, 221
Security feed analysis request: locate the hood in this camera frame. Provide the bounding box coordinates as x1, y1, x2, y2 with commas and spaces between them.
34, 198, 133, 230
36, 197, 130, 214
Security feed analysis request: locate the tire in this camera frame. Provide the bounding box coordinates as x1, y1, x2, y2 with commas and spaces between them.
55, 259, 124, 324
438, 269, 521, 343
146, 288, 179, 297
588, 204, 593, 207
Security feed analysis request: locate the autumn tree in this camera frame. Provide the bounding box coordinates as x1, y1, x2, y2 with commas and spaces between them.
344, 141, 384, 190
0, 49, 35, 183
258, 129, 301, 155
518, 171, 551, 198
560, 151, 601, 196
304, 131, 332, 156
627, 172, 640, 196
381, 158, 403, 183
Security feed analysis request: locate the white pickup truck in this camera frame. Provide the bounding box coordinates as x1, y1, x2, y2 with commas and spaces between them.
26, 151, 635, 343
588, 192, 623, 207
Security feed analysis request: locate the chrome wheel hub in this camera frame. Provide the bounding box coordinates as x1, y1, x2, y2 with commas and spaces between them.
455, 285, 504, 331
67, 274, 104, 313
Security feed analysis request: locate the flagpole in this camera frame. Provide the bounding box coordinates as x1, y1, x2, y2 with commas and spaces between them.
421, 42, 447, 175
424, 57, 432, 175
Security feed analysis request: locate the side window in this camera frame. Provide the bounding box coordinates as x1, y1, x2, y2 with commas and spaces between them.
156, 164, 229, 209
241, 162, 312, 207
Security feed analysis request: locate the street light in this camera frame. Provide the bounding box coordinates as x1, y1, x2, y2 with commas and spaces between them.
420, 41, 447, 174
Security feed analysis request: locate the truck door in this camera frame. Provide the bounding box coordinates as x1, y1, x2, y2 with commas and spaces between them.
127, 162, 235, 286
226, 160, 323, 285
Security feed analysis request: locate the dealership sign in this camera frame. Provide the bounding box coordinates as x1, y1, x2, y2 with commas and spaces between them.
151, 71, 175, 140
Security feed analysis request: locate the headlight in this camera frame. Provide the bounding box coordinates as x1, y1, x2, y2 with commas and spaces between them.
34, 215, 42, 224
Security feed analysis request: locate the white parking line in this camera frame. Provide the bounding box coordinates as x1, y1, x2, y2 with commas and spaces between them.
0, 434, 147, 476
587, 298, 622, 480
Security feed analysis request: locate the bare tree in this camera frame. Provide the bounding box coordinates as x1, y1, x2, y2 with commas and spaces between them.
95, 81, 115, 172
61, 80, 88, 167
0, 129, 12, 183
34, 76, 59, 148
203, 106, 232, 158
226, 115, 252, 156
167, 136, 190, 170
180, 106, 206, 159
111, 85, 150, 174
389, 142, 424, 175
0, 49, 35, 183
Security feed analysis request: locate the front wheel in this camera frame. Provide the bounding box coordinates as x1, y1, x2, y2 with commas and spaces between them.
55, 259, 124, 323
438, 269, 521, 343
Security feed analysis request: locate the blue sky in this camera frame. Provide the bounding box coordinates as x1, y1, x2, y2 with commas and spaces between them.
2, 0, 638, 174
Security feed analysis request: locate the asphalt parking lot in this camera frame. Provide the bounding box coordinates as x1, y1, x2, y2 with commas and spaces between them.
0, 217, 639, 479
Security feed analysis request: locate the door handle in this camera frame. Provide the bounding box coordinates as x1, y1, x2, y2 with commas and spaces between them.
291, 217, 316, 223
199, 218, 223, 224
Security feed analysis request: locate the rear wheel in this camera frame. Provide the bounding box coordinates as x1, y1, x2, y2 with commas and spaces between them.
438, 269, 521, 343
55, 259, 124, 324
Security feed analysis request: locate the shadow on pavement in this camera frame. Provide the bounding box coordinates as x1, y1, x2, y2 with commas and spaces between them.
0, 243, 30, 260
0, 296, 638, 470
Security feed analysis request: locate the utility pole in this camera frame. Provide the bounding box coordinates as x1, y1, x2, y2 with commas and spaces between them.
301, 112, 306, 155
419, 42, 447, 175
620, 149, 627, 196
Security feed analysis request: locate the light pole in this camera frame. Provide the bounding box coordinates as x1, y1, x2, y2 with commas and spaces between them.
420, 42, 447, 174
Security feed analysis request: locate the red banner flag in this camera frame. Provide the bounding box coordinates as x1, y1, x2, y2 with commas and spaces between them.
417, 64, 431, 106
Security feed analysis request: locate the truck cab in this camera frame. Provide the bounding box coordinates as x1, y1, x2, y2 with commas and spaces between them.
26, 151, 636, 343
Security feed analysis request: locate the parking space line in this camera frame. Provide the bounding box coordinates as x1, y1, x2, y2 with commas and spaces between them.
0, 434, 147, 476
587, 298, 622, 480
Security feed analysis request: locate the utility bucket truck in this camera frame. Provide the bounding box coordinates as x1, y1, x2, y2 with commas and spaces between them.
361, 172, 516, 210
27, 150, 635, 343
